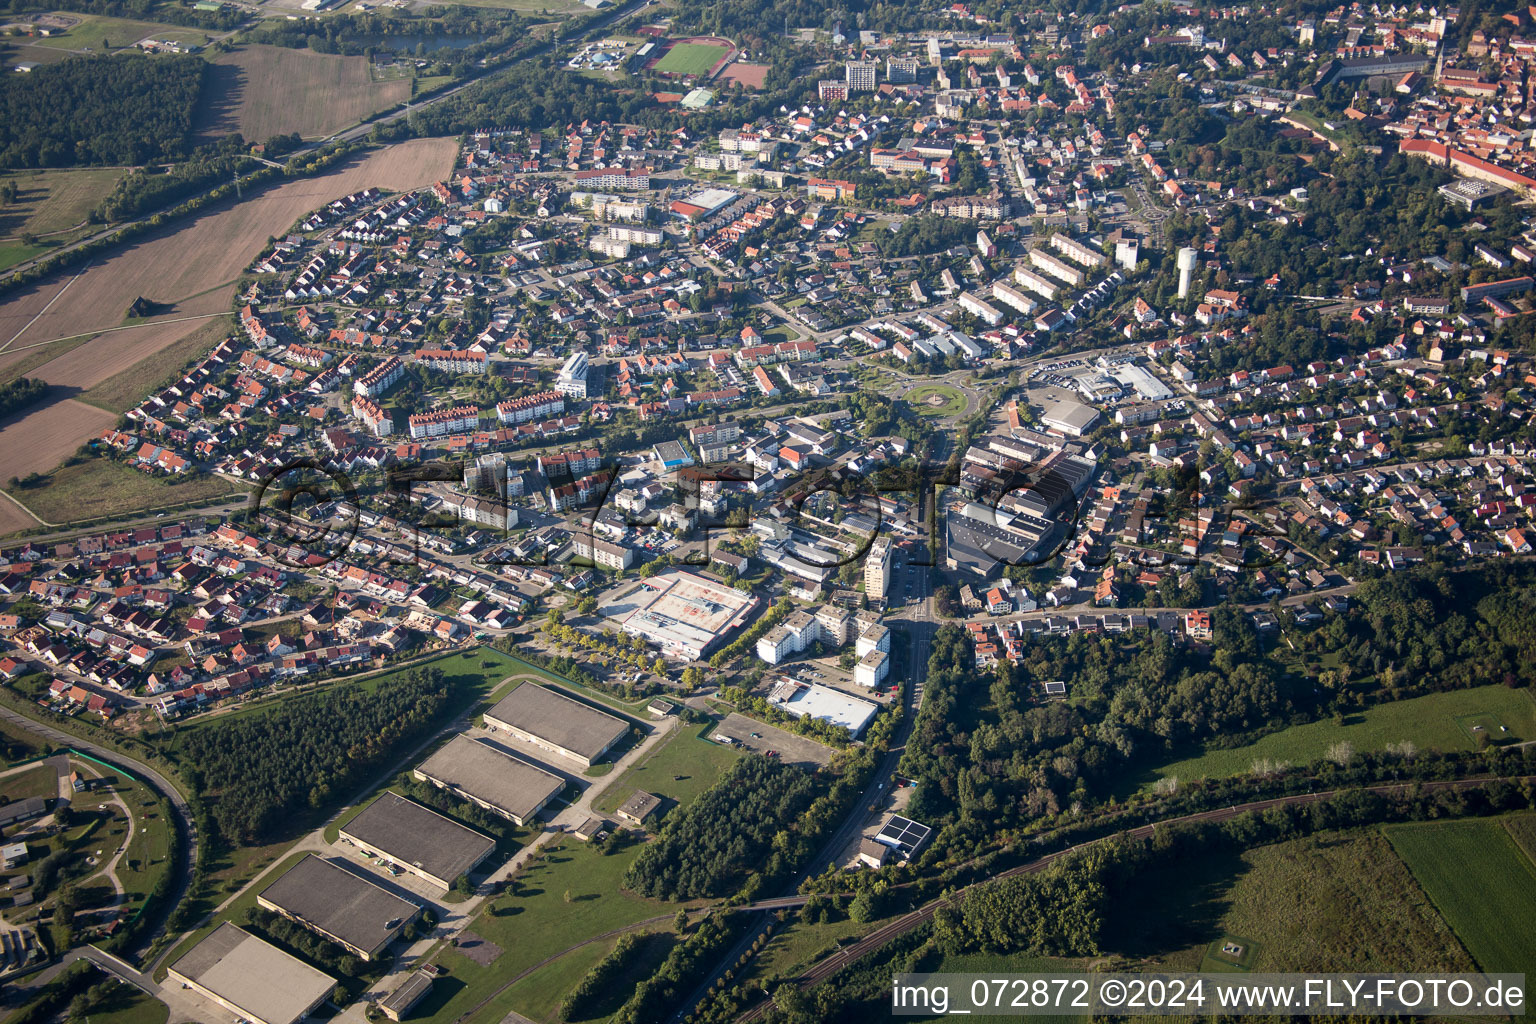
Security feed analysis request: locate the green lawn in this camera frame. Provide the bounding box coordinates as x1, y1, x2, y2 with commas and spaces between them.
414, 838, 690, 1024
0, 763, 56, 802
29, 13, 211, 52
5, 460, 243, 528
903, 384, 966, 418
1140, 685, 1536, 789
1385, 819, 1536, 979
72, 977, 169, 1024
592, 721, 740, 818
0, 239, 52, 273
653, 41, 729, 76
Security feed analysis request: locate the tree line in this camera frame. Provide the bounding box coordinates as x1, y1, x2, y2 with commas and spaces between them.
561, 931, 645, 1020
173, 667, 454, 842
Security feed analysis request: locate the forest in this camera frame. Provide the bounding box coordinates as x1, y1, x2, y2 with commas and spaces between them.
877, 215, 979, 258
173, 667, 455, 842
622, 754, 821, 899
0, 55, 204, 169
900, 563, 1536, 840
0, 377, 48, 420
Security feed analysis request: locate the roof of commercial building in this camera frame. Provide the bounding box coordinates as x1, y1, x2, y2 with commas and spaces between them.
380, 970, 435, 1017
617, 790, 662, 821
766, 680, 879, 736
416, 735, 565, 820
257, 856, 418, 955
338, 792, 496, 884
875, 814, 932, 855
169, 923, 336, 1024
484, 684, 629, 762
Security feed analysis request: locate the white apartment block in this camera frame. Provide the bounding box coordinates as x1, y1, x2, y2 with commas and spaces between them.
555, 352, 589, 399
855, 648, 890, 687
846, 61, 877, 91
864, 536, 893, 601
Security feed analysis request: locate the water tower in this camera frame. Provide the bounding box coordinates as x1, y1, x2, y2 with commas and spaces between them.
1176, 247, 1198, 299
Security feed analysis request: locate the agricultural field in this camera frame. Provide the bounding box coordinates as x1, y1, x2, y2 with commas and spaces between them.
1, 458, 242, 529
78, 314, 234, 414
654, 41, 730, 77
1105, 831, 1477, 973
1505, 812, 1536, 862
591, 720, 741, 818
0, 137, 454, 512
0, 167, 125, 272
1384, 819, 1536, 980
1139, 685, 1536, 789
0, 397, 118, 490
197, 45, 413, 142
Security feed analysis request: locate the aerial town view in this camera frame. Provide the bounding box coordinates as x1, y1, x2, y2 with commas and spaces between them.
0, 0, 1534, 1019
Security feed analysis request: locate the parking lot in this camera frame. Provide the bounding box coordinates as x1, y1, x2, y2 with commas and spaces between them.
711, 713, 835, 767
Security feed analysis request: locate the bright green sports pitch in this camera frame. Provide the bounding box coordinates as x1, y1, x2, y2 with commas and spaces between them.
654, 42, 729, 76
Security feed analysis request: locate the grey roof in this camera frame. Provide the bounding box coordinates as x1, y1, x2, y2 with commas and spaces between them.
617, 790, 662, 821
169, 923, 335, 1024
416, 735, 564, 821
380, 970, 435, 1017
483, 684, 628, 762
258, 856, 418, 956
339, 792, 495, 885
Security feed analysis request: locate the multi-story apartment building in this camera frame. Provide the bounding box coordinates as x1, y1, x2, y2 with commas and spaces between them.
352, 356, 404, 398
350, 396, 394, 437
414, 349, 488, 374
408, 406, 480, 440
496, 391, 565, 425
555, 352, 589, 399
846, 60, 877, 91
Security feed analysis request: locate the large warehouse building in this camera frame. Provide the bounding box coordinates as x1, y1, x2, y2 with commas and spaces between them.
339, 792, 496, 891
606, 569, 760, 661
167, 923, 336, 1024
257, 855, 421, 961
415, 735, 565, 824
483, 684, 629, 767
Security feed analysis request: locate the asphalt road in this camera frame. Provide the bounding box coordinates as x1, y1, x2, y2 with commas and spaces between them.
0, 705, 197, 963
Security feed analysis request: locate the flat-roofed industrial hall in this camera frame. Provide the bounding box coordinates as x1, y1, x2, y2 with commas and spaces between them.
338, 791, 496, 890
482, 683, 629, 766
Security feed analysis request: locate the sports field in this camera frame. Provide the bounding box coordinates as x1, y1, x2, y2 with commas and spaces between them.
1140, 685, 1536, 789
654, 41, 730, 76
1385, 819, 1536, 979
